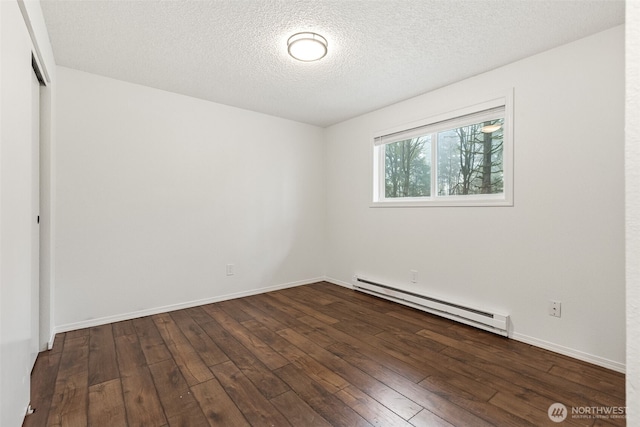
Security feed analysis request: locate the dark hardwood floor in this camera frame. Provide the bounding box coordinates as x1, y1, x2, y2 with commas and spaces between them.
24, 282, 625, 426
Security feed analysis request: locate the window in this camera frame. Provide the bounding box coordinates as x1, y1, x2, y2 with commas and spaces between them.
373, 93, 513, 207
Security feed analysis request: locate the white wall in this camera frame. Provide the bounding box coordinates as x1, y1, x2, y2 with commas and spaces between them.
325, 26, 625, 371
626, 2, 640, 424
54, 67, 325, 330
0, 3, 32, 422
1, 0, 56, 425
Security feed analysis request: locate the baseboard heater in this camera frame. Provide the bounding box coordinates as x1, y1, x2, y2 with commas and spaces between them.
353, 277, 509, 337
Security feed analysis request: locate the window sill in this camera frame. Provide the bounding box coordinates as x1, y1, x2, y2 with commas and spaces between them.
370, 197, 513, 208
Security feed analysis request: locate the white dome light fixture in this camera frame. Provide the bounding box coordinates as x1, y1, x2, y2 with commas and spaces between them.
287, 32, 328, 62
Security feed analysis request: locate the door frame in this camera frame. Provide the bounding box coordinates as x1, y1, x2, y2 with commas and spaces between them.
20, 0, 55, 351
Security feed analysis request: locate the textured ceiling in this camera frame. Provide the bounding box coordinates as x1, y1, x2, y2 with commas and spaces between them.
41, 0, 624, 127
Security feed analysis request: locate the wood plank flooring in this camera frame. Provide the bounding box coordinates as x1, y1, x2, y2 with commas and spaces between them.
24, 282, 625, 426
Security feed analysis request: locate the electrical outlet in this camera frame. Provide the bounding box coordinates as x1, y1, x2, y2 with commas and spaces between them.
226, 264, 235, 276
410, 270, 418, 283
549, 300, 561, 318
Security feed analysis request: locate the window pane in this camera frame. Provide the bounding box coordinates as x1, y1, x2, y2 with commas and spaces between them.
436, 118, 504, 196
385, 136, 431, 198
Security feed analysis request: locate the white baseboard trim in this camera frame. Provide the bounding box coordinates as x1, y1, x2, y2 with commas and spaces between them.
47, 330, 56, 350
53, 277, 324, 335
323, 276, 353, 289
324, 276, 625, 373
511, 332, 625, 373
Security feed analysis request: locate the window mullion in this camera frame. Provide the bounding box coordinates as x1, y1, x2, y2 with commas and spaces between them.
379, 146, 386, 201
431, 133, 437, 199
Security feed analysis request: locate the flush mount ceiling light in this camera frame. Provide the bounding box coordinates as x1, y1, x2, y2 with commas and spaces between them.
287, 32, 328, 62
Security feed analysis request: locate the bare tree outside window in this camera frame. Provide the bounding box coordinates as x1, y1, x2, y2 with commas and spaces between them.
384, 136, 431, 198
437, 119, 504, 196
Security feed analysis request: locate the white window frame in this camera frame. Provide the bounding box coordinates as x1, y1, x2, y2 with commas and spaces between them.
372, 90, 514, 207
